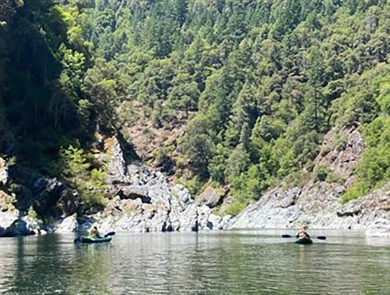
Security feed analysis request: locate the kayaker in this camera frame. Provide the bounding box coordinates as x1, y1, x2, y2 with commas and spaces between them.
89, 225, 102, 239
296, 224, 310, 239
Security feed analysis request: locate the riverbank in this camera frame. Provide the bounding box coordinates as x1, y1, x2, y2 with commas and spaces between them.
1, 128, 390, 238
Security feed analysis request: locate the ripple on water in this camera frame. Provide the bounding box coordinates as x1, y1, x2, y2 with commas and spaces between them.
0, 232, 390, 294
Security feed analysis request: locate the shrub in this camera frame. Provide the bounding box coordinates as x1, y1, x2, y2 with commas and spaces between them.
334, 134, 349, 151
341, 182, 369, 204
60, 145, 89, 178
80, 190, 107, 206
60, 145, 108, 207
28, 206, 38, 220
5, 195, 16, 204
91, 168, 108, 185
224, 201, 247, 216
312, 165, 331, 182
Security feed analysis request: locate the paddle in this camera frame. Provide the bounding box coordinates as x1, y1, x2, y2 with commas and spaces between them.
282, 234, 326, 240
104, 231, 116, 237
74, 231, 116, 243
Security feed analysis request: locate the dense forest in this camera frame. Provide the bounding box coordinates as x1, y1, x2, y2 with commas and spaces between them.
1, 0, 390, 215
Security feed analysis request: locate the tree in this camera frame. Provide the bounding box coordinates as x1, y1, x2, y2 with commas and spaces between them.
182, 114, 215, 175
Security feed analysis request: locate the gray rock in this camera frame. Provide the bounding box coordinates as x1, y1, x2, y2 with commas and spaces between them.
105, 136, 131, 184
120, 185, 150, 203
177, 204, 198, 231
280, 188, 301, 208
32, 176, 78, 217
228, 127, 390, 231
55, 214, 78, 233
0, 209, 19, 236
171, 184, 192, 206
0, 157, 8, 185
196, 186, 225, 208
366, 219, 390, 237
208, 214, 222, 230
0, 212, 40, 237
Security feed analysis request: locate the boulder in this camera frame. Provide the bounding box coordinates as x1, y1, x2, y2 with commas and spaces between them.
120, 185, 150, 203
177, 204, 198, 231
55, 214, 78, 233
197, 205, 212, 230
0, 209, 19, 236
32, 177, 78, 217
196, 186, 225, 208
0, 212, 40, 237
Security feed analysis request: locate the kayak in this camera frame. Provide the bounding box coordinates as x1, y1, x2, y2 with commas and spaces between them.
80, 236, 112, 244
295, 237, 313, 245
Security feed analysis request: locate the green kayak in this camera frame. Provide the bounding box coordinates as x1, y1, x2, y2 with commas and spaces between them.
295, 237, 313, 245
80, 236, 112, 244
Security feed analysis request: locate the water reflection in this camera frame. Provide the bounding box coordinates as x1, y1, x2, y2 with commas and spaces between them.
0, 231, 389, 294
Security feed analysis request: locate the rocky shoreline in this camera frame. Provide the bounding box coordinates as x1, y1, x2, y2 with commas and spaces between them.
1, 127, 390, 238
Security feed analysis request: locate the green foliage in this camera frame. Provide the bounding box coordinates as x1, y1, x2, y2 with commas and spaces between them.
60, 145, 107, 206
341, 117, 390, 203
356, 118, 390, 185
177, 175, 205, 197
341, 182, 369, 204
5, 195, 16, 205
312, 164, 342, 183
224, 201, 247, 216
182, 114, 215, 175
312, 165, 331, 182
3, 0, 390, 210
60, 145, 90, 177
28, 206, 38, 220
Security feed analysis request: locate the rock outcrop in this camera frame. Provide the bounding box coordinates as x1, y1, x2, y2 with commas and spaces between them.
0, 134, 229, 236
72, 135, 229, 233
0, 205, 41, 237
196, 186, 226, 208
228, 125, 390, 232
84, 165, 229, 233
2, 125, 390, 237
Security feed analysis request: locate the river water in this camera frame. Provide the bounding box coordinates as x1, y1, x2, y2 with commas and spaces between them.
0, 229, 390, 294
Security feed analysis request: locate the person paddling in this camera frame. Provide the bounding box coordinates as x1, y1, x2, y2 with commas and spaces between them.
89, 225, 102, 239
296, 224, 310, 239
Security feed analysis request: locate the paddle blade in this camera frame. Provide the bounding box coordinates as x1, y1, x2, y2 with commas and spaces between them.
317, 236, 326, 240
105, 231, 116, 237
74, 237, 81, 243
282, 234, 292, 238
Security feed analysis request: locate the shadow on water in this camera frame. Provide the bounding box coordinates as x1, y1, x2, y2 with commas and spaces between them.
0, 231, 390, 294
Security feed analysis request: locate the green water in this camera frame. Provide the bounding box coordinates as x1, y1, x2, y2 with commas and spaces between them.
0, 230, 390, 294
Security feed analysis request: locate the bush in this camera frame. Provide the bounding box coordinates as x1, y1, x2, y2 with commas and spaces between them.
60, 145, 89, 178
312, 164, 342, 183
312, 165, 331, 182
28, 206, 38, 220
224, 201, 247, 216
60, 145, 108, 206
80, 190, 107, 206
333, 134, 349, 151
341, 182, 369, 204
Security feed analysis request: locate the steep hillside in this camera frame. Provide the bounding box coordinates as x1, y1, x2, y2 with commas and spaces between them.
77, 0, 390, 210
1, 0, 390, 235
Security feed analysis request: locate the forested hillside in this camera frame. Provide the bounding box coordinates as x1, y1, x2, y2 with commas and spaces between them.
1, 0, 390, 215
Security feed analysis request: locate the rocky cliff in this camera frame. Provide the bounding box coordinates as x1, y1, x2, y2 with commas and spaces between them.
1, 125, 390, 237
228, 125, 390, 236
0, 135, 231, 236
